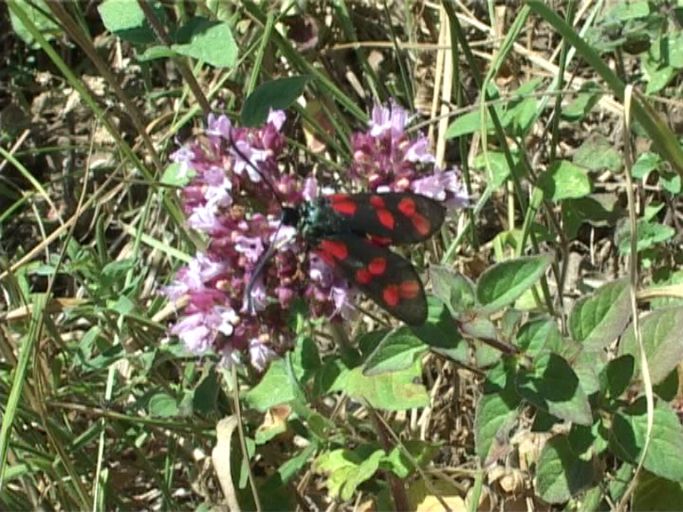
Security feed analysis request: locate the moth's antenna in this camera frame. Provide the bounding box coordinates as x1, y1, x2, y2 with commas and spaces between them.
228, 131, 284, 205
243, 221, 285, 314
229, 127, 291, 313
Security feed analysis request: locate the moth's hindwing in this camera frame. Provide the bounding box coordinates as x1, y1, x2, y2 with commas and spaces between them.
325, 192, 446, 244
315, 233, 428, 325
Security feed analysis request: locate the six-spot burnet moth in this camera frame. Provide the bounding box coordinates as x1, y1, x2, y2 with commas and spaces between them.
232, 137, 446, 325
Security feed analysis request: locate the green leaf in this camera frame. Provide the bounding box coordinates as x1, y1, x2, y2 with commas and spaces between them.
161, 162, 194, 187
538, 161, 591, 202
429, 265, 476, 316
148, 393, 178, 417
9, 0, 60, 46
445, 108, 497, 138
660, 170, 681, 194
632, 151, 661, 179
599, 355, 634, 401
312, 359, 348, 397
633, 472, 683, 511
502, 79, 542, 135
98, 0, 161, 44
410, 297, 467, 364
291, 335, 321, 384
241, 76, 311, 127
474, 388, 520, 462
264, 444, 319, 509
642, 32, 683, 93
572, 349, 605, 396
110, 296, 135, 315
476, 254, 552, 314
573, 134, 622, 172
615, 219, 675, 256
562, 193, 622, 238
535, 435, 595, 503
245, 359, 299, 411
654, 368, 679, 401
382, 440, 439, 478
171, 17, 238, 68
473, 151, 517, 189
619, 306, 683, 384
609, 1, 650, 20
516, 352, 593, 425
668, 32, 683, 69
315, 446, 385, 501
561, 81, 602, 121
137, 45, 179, 62
192, 370, 219, 415
567, 423, 597, 457
568, 278, 631, 350
651, 270, 683, 309
363, 327, 427, 376
344, 361, 429, 411
356, 330, 388, 360
515, 317, 563, 358
644, 64, 676, 94
610, 400, 683, 481
102, 258, 134, 284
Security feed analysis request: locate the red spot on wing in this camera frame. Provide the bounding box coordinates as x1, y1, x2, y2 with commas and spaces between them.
369, 235, 392, 246
399, 280, 421, 299
411, 213, 431, 236
370, 195, 386, 208
330, 199, 357, 216
368, 257, 386, 275
355, 268, 372, 284
382, 284, 400, 307
329, 193, 349, 202
318, 239, 348, 260
398, 197, 416, 217
377, 209, 395, 229
316, 250, 336, 267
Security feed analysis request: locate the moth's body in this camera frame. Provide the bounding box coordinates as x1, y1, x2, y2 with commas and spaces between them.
282, 199, 348, 243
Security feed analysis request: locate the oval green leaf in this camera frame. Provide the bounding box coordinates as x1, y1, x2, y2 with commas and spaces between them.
515, 352, 593, 426
538, 160, 591, 202
619, 306, 683, 384
363, 326, 427, 377
536, 435, 595, 503
476, 254, 552, 314
241, 76, 311, 127
568, 278, 631, 349
171, 17, 237, 68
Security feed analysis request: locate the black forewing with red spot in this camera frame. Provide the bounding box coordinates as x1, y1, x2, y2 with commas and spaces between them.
326, 192, 445, 243
315, 233, 428, 325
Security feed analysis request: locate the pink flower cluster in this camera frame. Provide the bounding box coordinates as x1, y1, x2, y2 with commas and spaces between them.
164, 103, 467, 370
352, 102, 468, 209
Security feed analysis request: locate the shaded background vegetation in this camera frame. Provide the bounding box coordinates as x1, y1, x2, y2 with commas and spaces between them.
3, 1, 683, 510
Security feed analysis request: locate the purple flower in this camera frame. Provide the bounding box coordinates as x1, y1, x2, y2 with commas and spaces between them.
231, 140, 270, 183
187, 203, 222, 233
404, 136, 435, 164
411, 169, 469, 209
206, 113, 233, 140
351, 102, 468, 209
170, 305, 238, 354
267, 109, 286, 131
305, 252, 356, 319
369, 101, 408, 138
163, 252, 227, 300
302, 176, 318, 201
249, 338, 278, 372
235, 235, 265, 263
